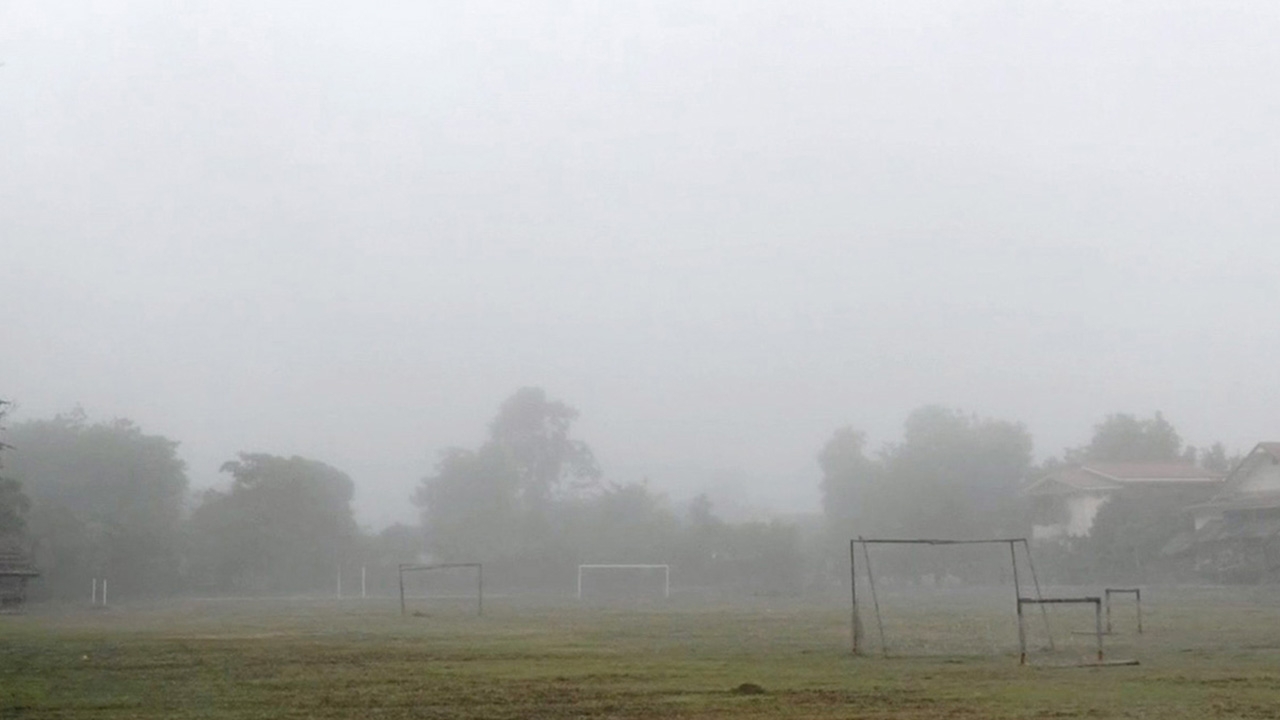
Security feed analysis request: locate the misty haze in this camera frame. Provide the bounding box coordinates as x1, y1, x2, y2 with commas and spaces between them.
4, 2, 1280, 718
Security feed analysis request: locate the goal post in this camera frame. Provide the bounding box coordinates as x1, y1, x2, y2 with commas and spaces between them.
576, 564, 670, 599
398, 562, 483, 616
1104, 587, 1142, 635
1017, 596, 1104, 665
850, 537, 1052, 658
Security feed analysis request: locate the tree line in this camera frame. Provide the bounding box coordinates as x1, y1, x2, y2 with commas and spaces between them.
0, 391, 811, 600
0, 390, 1236, 601
818, 408, 1236, 583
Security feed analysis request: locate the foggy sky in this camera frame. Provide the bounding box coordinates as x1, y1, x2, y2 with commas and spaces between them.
4, 1, 1279, 528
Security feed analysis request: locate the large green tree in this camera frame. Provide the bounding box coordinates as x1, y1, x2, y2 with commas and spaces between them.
817, 427, 880, 543
415, 387, 600, 563
0, 477, 27, 543
188, 453, 359, 594
877, 406, 1033, 540
488, 387, 601, 511
1073, 412, 1183, 463
561, 480, 681, 564
6, 410, 188, 598
1198, 442, 1234, 473
0, 400, 30, 545
414, 445, 522, 562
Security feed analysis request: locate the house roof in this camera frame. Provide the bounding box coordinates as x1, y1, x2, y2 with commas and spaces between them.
1024, 462, 1223, 496
1084, 463, 1225, 483
1194, 442, 1280, 510
1256, 442, 1280, 460
1024, 467, 1119, 496
1224, 442, 1280, 483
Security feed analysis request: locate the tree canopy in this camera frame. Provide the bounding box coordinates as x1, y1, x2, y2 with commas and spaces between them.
415, 388, 603, 562
0, 400, 30, 545
818, 406, 1033, 544
1074, 412, 1183, 463
489, 387, 602, 510
188, 453, 359, 594
5, 410, 188, 598
817, 426, 878, 541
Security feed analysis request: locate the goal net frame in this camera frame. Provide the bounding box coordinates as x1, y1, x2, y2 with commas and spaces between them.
1104, 587, 1142, 635
850, 537, 1052, 658
1017, 595, 1105, 665
576, 564, 670, 599
398, 562, 483, 616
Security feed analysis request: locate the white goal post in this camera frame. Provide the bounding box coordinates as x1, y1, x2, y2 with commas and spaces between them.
576, 564, 670, 599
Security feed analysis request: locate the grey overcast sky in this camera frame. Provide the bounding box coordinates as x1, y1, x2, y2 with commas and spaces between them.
3, 0, 1278, 527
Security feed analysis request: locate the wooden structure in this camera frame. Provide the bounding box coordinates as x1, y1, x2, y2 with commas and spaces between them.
0, 550, 39, 610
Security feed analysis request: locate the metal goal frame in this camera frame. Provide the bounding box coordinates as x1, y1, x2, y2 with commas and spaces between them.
398, 562, 483, 616
850, 537, 1052, 658
1104, 587, 1142, 635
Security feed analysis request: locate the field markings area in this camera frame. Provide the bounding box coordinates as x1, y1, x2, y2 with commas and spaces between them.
4, 592, 1280, 719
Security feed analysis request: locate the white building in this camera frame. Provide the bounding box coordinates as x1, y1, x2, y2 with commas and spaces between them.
1024, 463, 1225, 541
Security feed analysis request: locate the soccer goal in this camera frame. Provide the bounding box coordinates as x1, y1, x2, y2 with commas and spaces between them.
398, 562, 482, 616
1017, 595, 1109, 665
577, 564, 670, 600
850, 537, 1053, 659
1104, 587, 1143, 635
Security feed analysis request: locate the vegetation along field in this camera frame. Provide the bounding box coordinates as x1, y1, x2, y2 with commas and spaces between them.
5, 588, 1280, 719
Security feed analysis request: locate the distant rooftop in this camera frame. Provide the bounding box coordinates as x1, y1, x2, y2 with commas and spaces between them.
1085, 463, 1226, 483
1025, 462, 1224, 496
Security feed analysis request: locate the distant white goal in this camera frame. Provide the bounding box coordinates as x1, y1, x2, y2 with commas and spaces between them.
576, 564, 670, 599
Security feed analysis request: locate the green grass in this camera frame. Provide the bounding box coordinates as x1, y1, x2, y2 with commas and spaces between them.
5, 589, 1280, 718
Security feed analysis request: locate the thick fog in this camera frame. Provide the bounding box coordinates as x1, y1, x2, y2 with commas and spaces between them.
3, 1, 1278, 527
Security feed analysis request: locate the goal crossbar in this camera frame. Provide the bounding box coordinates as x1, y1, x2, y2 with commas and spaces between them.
850, 536, 1053, 659
1104, 588, 1142, 635
852, 538, 1031, 545
398, 562, 483, 616
1017, 596, 1103, 665
577, 564, 670, 599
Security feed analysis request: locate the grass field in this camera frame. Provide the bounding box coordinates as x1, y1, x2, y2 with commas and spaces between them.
5, 588, 1280, 718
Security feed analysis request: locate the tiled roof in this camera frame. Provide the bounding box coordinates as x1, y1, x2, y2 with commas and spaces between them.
1084, 463, 1225, 482
1025, 462, 1223, 496
1024, 467, 1119, 496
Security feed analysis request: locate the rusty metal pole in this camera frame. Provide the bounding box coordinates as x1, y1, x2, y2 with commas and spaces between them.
1011, 543, 1027, 665
1095, 599, 1104, 663
850, 539, 862, 655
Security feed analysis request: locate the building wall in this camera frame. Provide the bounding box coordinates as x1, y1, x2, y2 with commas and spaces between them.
1032, 493, 1109, 540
